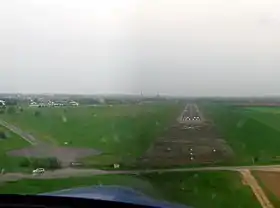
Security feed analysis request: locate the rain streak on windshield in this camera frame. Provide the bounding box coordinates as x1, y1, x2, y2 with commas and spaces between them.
0, 0, 280, 207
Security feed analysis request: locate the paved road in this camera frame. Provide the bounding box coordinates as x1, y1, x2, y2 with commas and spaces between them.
179, 104, 204, 125
0, 165, 276, 208
1, 165, 280, 182
0, 119, 38, 145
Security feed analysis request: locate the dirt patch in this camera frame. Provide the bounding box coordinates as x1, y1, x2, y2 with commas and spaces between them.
7, 143, 102, 165
254, 171, 280, 200
137, 104, 234, 168
1, 119, 102, 166
240, 170, 274, 208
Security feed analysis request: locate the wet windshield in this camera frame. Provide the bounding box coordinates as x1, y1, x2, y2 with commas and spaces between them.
0, 0, 280, 207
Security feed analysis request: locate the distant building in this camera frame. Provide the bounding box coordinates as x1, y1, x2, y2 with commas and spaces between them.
39, 103, 47, 107
0, 100, 5, 107
53, 102, 64, 107
48, 100, 54, 106
29, 101, 39, 107
69, 101, 79, 106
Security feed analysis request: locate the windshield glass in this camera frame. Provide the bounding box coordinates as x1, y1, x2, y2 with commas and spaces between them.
0, 0, 280, 207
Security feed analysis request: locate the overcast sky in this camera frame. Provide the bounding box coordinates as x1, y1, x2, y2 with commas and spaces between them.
1, 0, 280, 96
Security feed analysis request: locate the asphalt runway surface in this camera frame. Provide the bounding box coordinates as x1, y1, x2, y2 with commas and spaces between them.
179, 104, 203, 124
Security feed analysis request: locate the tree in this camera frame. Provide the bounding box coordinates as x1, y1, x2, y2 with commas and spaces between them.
34, 111, 41, 117
48, 157, 61, 169
5, 99, 17, 106
19, 158, 30, 167
253, 156, 259, 163
19, 157, 61, 169
0, 131, 6, 139
7, 106, 16, 114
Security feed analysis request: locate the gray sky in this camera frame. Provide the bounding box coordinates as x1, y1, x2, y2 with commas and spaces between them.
1, 0, 280, 96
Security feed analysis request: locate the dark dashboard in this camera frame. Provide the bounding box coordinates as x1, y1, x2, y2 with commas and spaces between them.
0, 194, 155, 208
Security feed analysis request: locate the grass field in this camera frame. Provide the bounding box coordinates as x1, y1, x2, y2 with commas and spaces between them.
0, 103, 182, 166
203, 104, 280, 164
245, 107, 280, 131
4, 102, 280, 167
0, 171, 261, 208
246, 107, 280, 114
0, 126, 30, 171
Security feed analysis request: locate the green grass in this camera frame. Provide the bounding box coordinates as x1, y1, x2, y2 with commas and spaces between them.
0, 126, 30, 171
0, 174, 159, 197
245, 107, 280, 131
203, 104, 280, 164
0, 103, 182, 165
141, 171, 261, 208
0, 171, 261, 208
246, 107, 280, 114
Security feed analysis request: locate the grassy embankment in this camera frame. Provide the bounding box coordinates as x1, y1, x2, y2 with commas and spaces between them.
0, 126, 30, 171
0, 171, 261, 208
203, 104, 280, 165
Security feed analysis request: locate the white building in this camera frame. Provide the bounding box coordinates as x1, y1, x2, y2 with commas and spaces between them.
29, 102, 39, 107
0, 100, 5, 107
69, 101, 79, 106
48, 100, 54, 106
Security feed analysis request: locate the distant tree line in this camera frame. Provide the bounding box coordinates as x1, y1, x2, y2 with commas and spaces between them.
2, 98, 18, 106
76, 98, 101, 105
20, 157, 61, 169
